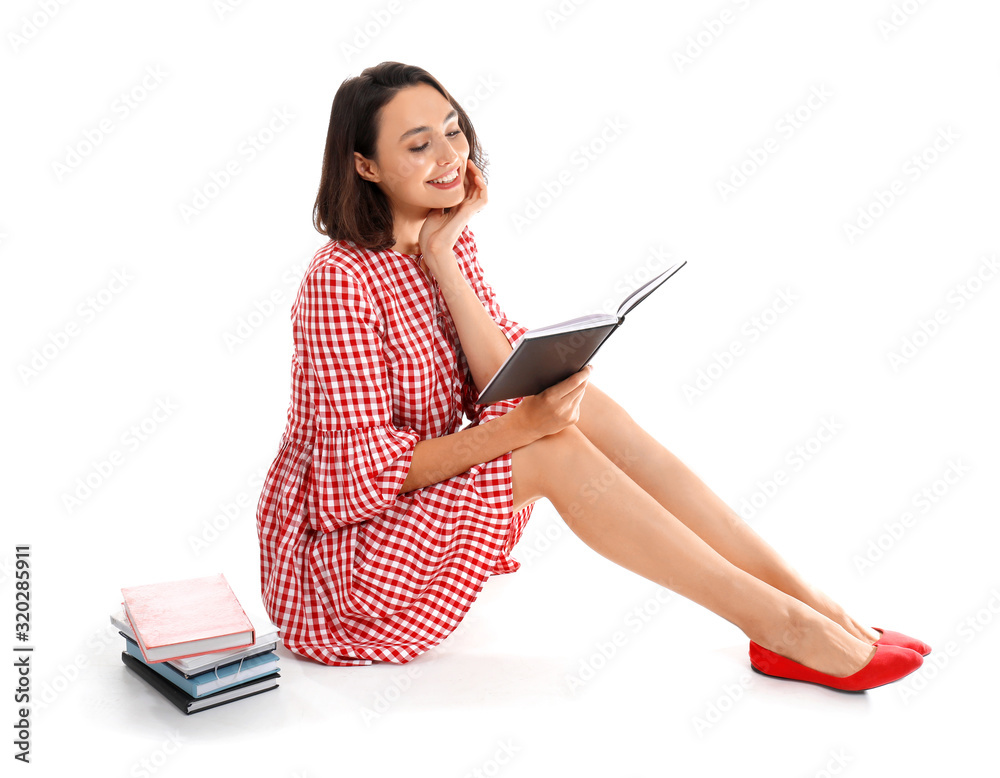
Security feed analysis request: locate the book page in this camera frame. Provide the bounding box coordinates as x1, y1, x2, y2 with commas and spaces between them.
616, 261, 686, 319
525, 313, 617, 338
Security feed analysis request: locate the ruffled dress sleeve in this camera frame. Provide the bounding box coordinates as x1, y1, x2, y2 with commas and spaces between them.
455, 230, 530, 423
294, 261, 420, 533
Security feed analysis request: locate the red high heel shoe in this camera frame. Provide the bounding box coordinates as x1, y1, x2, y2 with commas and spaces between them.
872, 628, 931, 656
748, 641, 923, 692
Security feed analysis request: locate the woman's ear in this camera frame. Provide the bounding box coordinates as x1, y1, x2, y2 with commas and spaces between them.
354, 152, 380, 183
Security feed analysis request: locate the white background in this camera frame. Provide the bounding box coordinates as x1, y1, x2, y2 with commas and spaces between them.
3, 0, 999, 775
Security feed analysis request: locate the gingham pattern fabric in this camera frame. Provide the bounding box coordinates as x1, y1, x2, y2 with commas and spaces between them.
257, 226, 535, 665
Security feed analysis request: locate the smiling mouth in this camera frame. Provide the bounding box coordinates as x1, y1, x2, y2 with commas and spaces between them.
427, 167, 460, 184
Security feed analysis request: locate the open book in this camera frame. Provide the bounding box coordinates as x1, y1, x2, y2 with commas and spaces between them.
477, 260, 686, 405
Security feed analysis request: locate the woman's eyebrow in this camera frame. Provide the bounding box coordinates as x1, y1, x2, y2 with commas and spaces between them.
398, 108, 459, 142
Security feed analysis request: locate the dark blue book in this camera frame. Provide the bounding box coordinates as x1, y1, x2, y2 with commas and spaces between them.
124, 636, 279, 697
120, 650, 279, 715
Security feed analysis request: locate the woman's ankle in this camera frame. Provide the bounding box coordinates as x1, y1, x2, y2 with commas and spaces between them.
757, 605, 872, 677
797, 587, 879, 643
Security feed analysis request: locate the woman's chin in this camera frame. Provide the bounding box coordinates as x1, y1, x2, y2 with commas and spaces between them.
424, 187, 465, 209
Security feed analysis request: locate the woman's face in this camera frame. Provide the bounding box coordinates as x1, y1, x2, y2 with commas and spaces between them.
355, 82, 470, 216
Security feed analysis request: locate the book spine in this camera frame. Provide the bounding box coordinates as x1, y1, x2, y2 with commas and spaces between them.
582, 320, 623, 367
124, 639, 200, 697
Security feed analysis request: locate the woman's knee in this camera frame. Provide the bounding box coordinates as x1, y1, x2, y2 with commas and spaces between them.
511, 425, 589, 506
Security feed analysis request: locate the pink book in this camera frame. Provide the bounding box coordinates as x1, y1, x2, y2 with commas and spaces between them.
121, 574, 255, 663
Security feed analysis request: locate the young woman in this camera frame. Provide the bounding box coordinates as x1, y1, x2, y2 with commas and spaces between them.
256, 61, 929, 691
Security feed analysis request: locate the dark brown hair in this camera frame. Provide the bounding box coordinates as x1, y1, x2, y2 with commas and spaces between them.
313, 61, 489, 251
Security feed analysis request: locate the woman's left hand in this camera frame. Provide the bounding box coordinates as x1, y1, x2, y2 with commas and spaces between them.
418, 159, 488, 279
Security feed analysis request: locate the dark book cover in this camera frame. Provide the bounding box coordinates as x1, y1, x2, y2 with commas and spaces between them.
477, 260, 686, 405
121, 650, 279, 714
477, 321, 618, 405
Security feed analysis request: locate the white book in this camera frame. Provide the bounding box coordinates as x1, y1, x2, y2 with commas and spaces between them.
112, 602, 280, 675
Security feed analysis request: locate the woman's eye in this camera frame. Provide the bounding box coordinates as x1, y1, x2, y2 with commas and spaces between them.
409, 130, 463, 153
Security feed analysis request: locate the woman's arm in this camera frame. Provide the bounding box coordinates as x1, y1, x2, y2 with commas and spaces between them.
418, 161, 517, 393
400, 408, 529, 493
400, 365, 593, 493
432, 253, 513, 393
401, 159, 594, 495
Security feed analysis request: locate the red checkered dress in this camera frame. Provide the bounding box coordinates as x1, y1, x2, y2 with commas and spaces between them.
256, 226, 535, 665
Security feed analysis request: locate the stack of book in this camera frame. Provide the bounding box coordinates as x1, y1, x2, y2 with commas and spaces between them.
112, 573, 281, 714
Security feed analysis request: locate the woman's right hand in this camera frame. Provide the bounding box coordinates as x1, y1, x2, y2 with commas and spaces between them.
511, 365, 593, 440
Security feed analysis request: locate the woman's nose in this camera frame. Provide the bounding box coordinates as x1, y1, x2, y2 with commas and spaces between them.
435, 140, 460, 166
435, 155, 459, 169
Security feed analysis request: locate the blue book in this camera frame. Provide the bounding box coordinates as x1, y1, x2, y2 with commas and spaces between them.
124, 636, 278, 698
121, 651, 279, 715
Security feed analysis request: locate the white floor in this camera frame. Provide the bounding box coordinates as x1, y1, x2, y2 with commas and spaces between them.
31, 494, 1000, 776
5, 1, 999, 775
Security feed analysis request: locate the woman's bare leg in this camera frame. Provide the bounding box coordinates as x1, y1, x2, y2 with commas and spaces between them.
510, 425, 876, 677
571, 384, 879, 644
